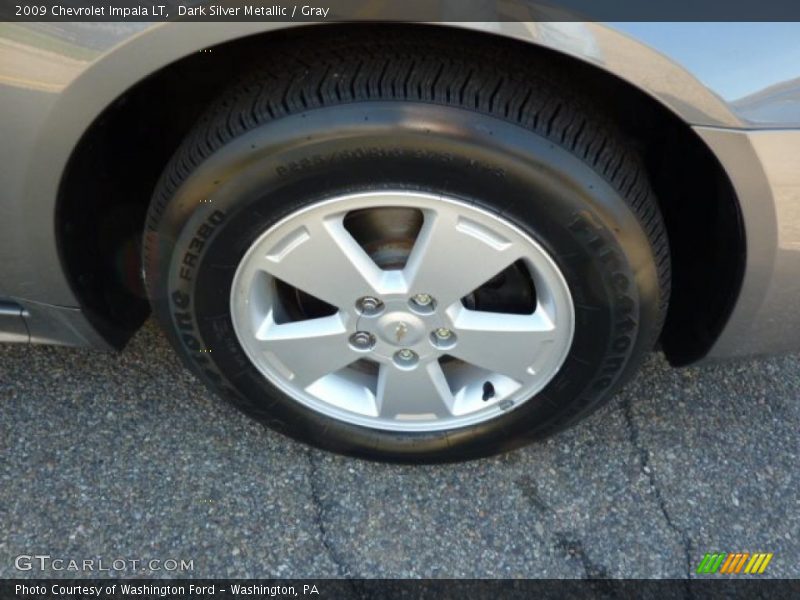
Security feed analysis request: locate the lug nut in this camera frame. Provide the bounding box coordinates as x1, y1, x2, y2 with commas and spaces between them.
409, 293, 436, 314
356, 296, 384, 316
349, 331, 376, 351
430, 328, 457, 349
394, 349, 419, 368
412, 293, 433, 306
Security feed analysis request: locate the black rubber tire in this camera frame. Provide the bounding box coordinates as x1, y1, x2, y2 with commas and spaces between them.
143, 30, 670, 462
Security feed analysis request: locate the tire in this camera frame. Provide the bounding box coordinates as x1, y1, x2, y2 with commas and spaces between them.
143, 30, 670, 462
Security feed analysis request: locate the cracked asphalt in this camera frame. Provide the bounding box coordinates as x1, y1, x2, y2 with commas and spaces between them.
1, 320, 798, 578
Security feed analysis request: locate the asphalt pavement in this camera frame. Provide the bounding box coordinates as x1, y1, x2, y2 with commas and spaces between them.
1, 320, 798, 578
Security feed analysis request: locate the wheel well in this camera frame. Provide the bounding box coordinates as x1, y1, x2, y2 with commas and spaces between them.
57, 23, 744, 363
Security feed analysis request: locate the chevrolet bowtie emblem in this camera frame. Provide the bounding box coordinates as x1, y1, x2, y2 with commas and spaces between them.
395, 322, 409, 343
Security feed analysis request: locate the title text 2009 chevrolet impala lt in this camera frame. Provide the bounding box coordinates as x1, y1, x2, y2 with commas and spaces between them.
2, 22, 800, 460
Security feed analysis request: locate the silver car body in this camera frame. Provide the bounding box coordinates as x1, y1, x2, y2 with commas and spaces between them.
1, 21, 799, 361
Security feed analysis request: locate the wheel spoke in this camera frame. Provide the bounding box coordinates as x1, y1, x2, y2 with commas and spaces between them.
449, 306, 559, 382
256, 313, 357, 388
403, 208, 522, 308
376, 361, 454, 419
257, 217, 384, 309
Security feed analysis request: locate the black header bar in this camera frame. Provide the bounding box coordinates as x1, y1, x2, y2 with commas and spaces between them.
4, 0, 800, 22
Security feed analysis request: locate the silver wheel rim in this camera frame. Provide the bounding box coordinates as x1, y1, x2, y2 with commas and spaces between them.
230, 191, 574, 432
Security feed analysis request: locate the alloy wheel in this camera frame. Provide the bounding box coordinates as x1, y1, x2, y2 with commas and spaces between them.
230, 191, 575, 432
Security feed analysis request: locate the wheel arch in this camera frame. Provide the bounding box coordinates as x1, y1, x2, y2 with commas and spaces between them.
55, 22, 745, 363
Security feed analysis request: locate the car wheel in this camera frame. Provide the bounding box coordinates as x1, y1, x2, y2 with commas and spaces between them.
143, 32, 670, 461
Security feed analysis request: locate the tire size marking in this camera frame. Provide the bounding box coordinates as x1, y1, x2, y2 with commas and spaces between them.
275, 147, 505, 180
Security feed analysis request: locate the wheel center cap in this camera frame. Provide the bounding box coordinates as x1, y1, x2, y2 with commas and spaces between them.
376, 312, 426, 346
